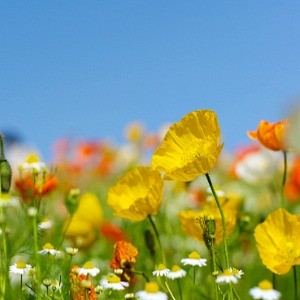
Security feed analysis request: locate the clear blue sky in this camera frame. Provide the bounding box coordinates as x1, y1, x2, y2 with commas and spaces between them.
1, 1, 300, 160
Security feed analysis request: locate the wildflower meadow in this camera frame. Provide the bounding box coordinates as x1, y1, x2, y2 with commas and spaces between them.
0, 108, 300, 300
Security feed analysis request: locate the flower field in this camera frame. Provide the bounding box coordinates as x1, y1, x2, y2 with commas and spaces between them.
0, 109, 299, 299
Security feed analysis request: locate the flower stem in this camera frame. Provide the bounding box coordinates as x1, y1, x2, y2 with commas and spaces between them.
147, 215, 166, 265
281, 151, 287, 208
20, 274, 23, 300
205, 173, 234, 300
164, 280, 176, 300
293, 266, 298, 300
32, 215, 41, 299
132, 270, 149, 282
177, 279, 183, 300
0, 180, 8, 300
205, 174, 230, 268
210, 243, 219, 300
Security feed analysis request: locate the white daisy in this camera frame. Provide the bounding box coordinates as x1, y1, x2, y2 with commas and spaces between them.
38, 243, 61, 256
136, 282, 168, 300
152, 264, 170, 277
19, 154, 47, 173
9, 261, 32, 275
0, 193, 19, 207
100, 274, 129, 291
166, 265, 187, 280
38, 218, 53, 230
249, 280, 281, 300
181, 251, 207, 267
78, 261, 100, 277
216, 268, 244, 284
65, 247, 78, 256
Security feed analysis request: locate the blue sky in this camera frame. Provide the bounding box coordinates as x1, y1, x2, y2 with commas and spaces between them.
1, 1, 300, 160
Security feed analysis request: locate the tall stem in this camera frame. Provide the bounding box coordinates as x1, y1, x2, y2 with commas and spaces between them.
205, 173, 234, 300
0, 180, 7, 300
210, 242, 219, 300
177, 279, 183, 300
293, 266, 298, 300
32, 215, 41, 299
205, 174, 230, 268
148, 215, 166, 265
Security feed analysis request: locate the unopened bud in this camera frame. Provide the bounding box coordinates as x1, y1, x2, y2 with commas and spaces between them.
65, 188, 80, 215
0, 159, 11, 193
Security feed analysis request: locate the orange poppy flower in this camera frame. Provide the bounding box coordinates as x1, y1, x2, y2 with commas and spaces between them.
14, 174, 58, 202
110, 240, 139, 282
247, 120, 288, 151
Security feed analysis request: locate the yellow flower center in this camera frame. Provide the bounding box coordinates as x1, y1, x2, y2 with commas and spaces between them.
222, 268, 233, 276
171, 265, 181, 272
83, 261, 95, 269
0, 193, 10, 201
281, 240, 300, 263
107, 274, 121, 283
16, 261, 27, 269
156, 264, 166, 270
43, 243, 54, 250
258, 280, 273, 290
145, 282, 159, 293
26, 154, 39, 163
188, 251, 201, 259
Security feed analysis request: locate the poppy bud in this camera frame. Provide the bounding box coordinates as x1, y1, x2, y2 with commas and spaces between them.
65, 188, 80, 215
0, 159, 11, 193
0, 134, 12, 193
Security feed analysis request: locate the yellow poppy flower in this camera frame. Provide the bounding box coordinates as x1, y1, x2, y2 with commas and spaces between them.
107, 166, 163, 221
151, 110, 223, 181
65, 192, 103, 248
254, 208, 300, 274
178, 206, 237, 244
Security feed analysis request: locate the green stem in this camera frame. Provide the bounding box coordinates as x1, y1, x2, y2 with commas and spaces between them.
231, 284, 241, 300
164, 280, 176, 300
20, 274, 23, 300
131, 270, 150, 282
281, 151, 287, 208
293, 266, 298, 300
205, 173, 234, 300
0, 180, 8, 300
211, 242, 219, 300
205, 174, 230, 268
32, 215, 41, 299
272, 272, 276, 290
177, 279, 183, 300
59, 213, 74, 248
148, 215, 166, 265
